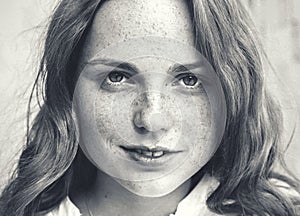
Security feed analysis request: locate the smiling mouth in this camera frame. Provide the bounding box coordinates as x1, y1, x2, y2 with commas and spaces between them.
120, 145, 182, 159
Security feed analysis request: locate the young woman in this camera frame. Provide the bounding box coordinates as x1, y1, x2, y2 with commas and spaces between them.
1, 0, 299, 215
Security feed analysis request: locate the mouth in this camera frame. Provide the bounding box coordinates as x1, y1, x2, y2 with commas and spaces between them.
119, 145, 183, 166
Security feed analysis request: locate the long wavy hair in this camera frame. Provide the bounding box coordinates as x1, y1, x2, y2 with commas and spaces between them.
1, 0, 299, 215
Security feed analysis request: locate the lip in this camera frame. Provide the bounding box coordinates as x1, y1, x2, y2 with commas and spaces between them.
119, 145, 183, 167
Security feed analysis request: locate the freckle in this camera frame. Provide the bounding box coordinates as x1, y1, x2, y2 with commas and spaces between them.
105, 194, 108, 199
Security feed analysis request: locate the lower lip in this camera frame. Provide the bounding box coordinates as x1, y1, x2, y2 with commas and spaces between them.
121, 148, 180, 167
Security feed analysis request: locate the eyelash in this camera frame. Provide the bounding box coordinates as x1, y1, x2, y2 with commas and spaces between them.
102, 71, 132, 87
173, 73, 202, 89
101, 71, 202, 90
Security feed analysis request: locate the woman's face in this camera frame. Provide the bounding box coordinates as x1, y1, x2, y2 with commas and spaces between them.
73, 0, 226, 197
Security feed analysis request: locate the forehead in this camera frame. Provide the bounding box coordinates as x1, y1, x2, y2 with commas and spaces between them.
81, 0, 194, 63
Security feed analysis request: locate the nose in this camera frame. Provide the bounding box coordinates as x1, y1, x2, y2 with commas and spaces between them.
133, 91, 173, 135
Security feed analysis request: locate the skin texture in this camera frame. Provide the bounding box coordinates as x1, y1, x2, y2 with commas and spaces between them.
72, 0, 226, 215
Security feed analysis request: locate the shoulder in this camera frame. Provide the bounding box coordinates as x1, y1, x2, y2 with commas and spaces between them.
43, 197, 81, 216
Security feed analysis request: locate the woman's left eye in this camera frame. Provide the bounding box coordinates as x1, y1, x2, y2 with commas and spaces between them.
108, 71, 128, 83
181, 75, 198, 86
175, 73, 201, 89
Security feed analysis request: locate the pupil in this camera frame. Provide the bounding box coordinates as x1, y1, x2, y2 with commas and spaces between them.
109, 72, 123, 82
183, 75, 197, 86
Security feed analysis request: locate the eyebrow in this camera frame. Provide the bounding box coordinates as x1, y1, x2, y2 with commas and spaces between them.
86, 58, 205, 74
86, 58, 140, 74
167, 62, 205, 74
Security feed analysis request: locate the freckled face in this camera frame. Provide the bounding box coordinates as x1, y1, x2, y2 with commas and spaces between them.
73, 0, 226, 197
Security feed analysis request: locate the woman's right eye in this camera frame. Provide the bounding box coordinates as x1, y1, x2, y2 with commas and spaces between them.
100, 71, 134, 91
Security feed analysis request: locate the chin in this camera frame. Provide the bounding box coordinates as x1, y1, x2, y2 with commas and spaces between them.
115, 177, 185, 198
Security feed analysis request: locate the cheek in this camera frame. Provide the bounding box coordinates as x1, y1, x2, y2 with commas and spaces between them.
171, 91, 216, 176
94, 90, 137, 145
73, 78, 123, 155
183, 94, 211, 135
176, 92, 212, 151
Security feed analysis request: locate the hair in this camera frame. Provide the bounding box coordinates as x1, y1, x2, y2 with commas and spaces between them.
0, 0, 299, 215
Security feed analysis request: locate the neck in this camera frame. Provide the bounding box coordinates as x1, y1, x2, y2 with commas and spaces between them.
85, 170, 192, 216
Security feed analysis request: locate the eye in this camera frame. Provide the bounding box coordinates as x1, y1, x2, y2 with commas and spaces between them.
103, 71, 132, 86
108, 71, 128, 83
174, 73, 202, 89
100, 70, 135, 91
181, 75, 198, 86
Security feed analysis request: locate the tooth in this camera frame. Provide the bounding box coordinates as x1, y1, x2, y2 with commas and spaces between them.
153, 151, 164, 157
142, 150, 153, 157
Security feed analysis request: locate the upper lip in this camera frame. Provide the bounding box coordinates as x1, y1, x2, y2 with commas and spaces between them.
120, 145, 182, 153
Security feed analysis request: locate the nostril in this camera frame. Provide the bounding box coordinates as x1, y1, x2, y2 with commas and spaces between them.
134, 125, 149, 134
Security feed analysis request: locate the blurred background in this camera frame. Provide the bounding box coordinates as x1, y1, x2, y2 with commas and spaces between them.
0, 0, 299, 191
